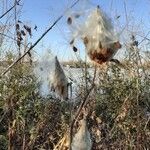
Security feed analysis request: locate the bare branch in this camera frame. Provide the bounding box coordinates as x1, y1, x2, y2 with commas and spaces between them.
1, 0, 80, 76
0, 0, 21, 19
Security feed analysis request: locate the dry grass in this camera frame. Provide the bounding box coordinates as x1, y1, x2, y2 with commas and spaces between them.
0, 44, 149, 150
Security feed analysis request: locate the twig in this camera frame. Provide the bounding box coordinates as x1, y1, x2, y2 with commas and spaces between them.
0, 32, 18, 42
53, 134, 67, 150
0, 0, 21, 19
144, 116, 150, 130
1, 0, 80, 77
0, 111, 8, 123
0, 32, 31, 48
123, 1, 128, 29
127, 29, 150, 42
138, 31, 150, 45
108, 95, 131, 138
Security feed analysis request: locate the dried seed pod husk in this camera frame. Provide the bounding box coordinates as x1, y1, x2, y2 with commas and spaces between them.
68, 7, 122, 65
82, 8, 121, 64
50, 56, 68, 100
71, 118, 92, 150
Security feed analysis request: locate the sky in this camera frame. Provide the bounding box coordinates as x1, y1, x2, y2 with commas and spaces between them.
1, 0, 150, 61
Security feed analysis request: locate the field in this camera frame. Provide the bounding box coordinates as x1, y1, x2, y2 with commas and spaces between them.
0, 0, 150, 150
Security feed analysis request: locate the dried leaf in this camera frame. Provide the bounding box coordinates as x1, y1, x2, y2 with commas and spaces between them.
17, 40, 21, 47
21, 30, 26, 36
116, 15, 121, 19
30, 59, 32, 65
24, 25, 32, 37
83, 37, 88, 45
34, 25, 37, 31
28, 51, 31, 57
18, 20, 22, 23
17, 31, 23, 41
16, 24, 20, 30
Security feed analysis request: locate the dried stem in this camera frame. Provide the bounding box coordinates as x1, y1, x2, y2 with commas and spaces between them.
1, 0, 80, 77
0, 0, 21, 19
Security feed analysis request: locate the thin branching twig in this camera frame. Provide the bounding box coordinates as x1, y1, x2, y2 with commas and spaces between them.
0, 32, 31, 48
0, 0, 21, 19
0, 0, 80, 77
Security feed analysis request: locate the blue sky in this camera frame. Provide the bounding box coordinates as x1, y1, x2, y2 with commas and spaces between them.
2, 0, 150, 61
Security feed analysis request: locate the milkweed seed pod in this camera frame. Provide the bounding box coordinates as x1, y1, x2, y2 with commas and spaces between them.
82, 7, 121, 64
85, 39, 122, 64
50, 56, 68, 100
69, 6, 122, 65
71, 118, 92, 150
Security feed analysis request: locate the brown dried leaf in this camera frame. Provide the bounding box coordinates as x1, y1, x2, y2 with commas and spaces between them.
17, 40, 21, 47
21, 30, 26, 36
16, 24, 20, 30
17, 31, 23, 41
24, 25, 32, 37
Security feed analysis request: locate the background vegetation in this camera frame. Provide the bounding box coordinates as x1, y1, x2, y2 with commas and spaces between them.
0, 0, 150, 150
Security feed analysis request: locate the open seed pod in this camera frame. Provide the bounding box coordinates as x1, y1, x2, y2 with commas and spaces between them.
50, 56, 68, 100
82, 7, 122, 64
68, 6, 122, 65
71, 117, 92, 150
84, 38, 122, 64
